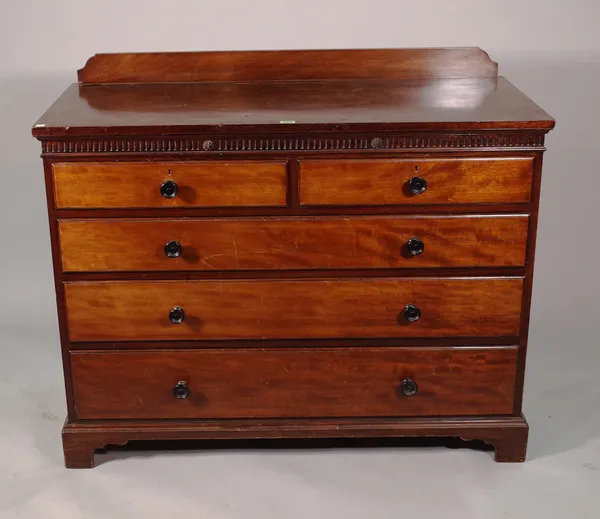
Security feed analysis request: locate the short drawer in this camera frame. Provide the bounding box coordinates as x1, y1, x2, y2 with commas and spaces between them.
71, 347, 518, 419
64, 277, 523, 341
299, 157, 533, 206
52, 161, 287, 208
58, 215, 529, 272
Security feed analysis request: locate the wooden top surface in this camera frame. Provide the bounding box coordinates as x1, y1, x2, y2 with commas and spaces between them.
33, 77, 554, 137
32, 48, 554, 137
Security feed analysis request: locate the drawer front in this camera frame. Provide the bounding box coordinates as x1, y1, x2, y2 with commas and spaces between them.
299, 158, 533, 206
52, 162, 287, 208
59, 215, 529, 272
65, 278, 523, 341
70, 347, 518, 419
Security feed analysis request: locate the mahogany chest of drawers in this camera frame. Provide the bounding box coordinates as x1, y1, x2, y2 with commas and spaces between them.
32, 48, 554, 468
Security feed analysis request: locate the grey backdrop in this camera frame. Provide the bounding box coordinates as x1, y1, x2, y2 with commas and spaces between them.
1, 1, 599, 517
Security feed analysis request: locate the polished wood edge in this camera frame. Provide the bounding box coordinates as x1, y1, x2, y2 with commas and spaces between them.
60, 267, 527, 281
68, 344, 520, 352
34, 130, 550, 149
63, 274, 525, 281
61, 415, 528, 467
513, 153, 544, 414
43, 159, 76, 418
77, 47, 498, 84
52, 205, 533, 218
56, 213, 531, 222
67, 338, 521, 350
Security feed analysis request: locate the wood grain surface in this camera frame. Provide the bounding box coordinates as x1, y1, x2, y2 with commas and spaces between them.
70, 347, 518, 419
64, 277, 524, 341
33, 78, 554, 139
52, 161, 287, 209
299, 157, 533, 205
77, 48, 498, 84
59, 215, 529, 272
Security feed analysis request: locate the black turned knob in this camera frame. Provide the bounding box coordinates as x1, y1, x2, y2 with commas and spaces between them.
403, 304, 421, 323
401, 378, 418, 396
408, 177, 427, 195
406, 237, 424, 256
164, 240, 182, 258
173, 381, 189, 399
169, 306, 185, 324
160, 180, 178, 199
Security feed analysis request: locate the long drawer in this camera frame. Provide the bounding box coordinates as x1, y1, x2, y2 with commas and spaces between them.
70, 347, 518, 419
59, 215, 529, 272
52, 161, 288, 208
64, 277, 523, 341
299, 157, 534, 206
